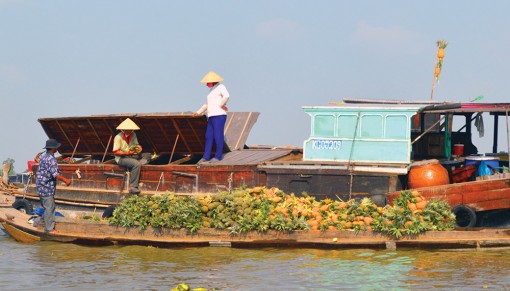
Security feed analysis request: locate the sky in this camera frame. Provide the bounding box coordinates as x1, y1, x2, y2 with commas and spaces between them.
2, 1, 510, 173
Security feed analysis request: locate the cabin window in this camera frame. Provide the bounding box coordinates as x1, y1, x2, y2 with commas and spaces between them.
386, 115, 408, 139
314, 114, 335, 137
337, 115, 358, 138
360, 115, 383, 138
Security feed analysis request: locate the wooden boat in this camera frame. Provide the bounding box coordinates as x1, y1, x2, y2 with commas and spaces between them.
2, 198, 510, 250
4, 101, 510, 223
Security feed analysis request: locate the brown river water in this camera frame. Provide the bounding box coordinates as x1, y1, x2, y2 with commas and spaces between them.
1, 232, 509, 291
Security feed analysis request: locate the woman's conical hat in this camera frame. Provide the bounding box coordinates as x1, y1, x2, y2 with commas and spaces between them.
200, 71, 224, 83
116, 118, 140, 130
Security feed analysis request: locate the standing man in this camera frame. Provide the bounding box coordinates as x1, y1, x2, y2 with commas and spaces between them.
193, 71, 230, 162
36, 138, 71, 234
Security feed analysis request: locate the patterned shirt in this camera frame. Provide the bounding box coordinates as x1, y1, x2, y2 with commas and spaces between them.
36, 151, 61, 197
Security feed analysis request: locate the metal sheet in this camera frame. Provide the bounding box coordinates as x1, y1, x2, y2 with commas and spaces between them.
199, 149, 295, 166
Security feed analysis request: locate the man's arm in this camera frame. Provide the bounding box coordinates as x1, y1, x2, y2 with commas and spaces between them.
56, 174, 71, 186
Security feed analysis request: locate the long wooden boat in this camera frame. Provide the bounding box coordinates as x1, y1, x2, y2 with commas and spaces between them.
2, 199, 510, 250
5, 101, 510, 222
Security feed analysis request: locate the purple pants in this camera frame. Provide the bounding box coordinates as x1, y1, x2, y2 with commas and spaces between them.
203, 115, 226, 160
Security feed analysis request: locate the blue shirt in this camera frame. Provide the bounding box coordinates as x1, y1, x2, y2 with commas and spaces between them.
36, 151, 61, 197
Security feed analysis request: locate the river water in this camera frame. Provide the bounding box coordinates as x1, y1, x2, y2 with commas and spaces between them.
1, 231, 509, 291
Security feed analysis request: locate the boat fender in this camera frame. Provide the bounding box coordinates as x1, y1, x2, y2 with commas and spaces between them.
12, 199, 34, 214
452, 205, 477, 228
102, 205, 117, 219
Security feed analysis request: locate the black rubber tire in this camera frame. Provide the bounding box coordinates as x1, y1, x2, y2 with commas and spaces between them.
12, 199, 34, 214
102, 205, 117, 219
453, 205, 477, 228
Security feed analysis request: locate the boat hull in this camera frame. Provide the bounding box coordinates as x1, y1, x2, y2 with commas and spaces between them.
387, 177, 510, 212
2, 202, 510, 250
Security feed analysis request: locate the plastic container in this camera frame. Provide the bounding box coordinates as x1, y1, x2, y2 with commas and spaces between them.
465, 155, 500, 171
453, 144, 464, 156
408, 159, 450, 189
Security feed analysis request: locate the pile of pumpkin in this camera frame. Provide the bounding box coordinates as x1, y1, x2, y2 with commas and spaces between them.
108, 187, 455, 239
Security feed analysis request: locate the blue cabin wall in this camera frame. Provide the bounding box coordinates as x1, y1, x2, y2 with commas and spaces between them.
303, 106, 420, 164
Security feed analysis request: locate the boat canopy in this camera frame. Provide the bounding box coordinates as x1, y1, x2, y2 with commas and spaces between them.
38, 112, 259, 158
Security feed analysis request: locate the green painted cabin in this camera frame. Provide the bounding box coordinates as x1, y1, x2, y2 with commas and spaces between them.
303, 104, 422, 164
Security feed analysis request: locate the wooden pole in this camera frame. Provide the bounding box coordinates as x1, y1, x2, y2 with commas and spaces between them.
168, 134, 180, 165
411, 115, 445, 144
70, 138, 80, 160
430, 58, 438, 101
102, 135, 113, 163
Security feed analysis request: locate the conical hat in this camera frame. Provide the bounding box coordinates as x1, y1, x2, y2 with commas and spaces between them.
200, 71, 224, 83
116, 118, 140, 130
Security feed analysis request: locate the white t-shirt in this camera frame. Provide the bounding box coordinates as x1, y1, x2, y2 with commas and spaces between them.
196, 83, 230, 117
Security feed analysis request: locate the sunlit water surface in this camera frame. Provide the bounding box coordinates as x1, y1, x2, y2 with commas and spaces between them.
1, 232, 509, 290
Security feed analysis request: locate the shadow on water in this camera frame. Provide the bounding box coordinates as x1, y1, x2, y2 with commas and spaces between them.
1, 234, 509, 290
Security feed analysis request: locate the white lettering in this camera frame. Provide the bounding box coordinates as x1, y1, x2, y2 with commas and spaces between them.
311, 140, 342, 150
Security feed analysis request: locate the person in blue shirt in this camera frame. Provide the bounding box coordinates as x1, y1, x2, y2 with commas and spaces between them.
36, 139, 71, 234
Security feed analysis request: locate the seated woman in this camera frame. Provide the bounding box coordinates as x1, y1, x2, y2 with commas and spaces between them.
112, 118, 149, 194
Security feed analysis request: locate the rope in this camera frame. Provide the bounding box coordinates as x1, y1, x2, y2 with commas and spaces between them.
347, 112, 361, 199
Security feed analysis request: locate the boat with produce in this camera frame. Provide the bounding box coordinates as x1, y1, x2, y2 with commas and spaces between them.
2, 188, 510, 250
2, 100, 510, 227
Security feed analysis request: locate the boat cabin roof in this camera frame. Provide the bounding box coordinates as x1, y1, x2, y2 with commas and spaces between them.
420, 103, 510, 115
339, 98, 510, 115
38, 112, 259, 158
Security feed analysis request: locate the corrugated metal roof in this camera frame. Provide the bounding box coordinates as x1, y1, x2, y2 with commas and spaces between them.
38, 112, 259, 157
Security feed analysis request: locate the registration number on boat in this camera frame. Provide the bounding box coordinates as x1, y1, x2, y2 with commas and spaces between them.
311, 139, 342, 150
